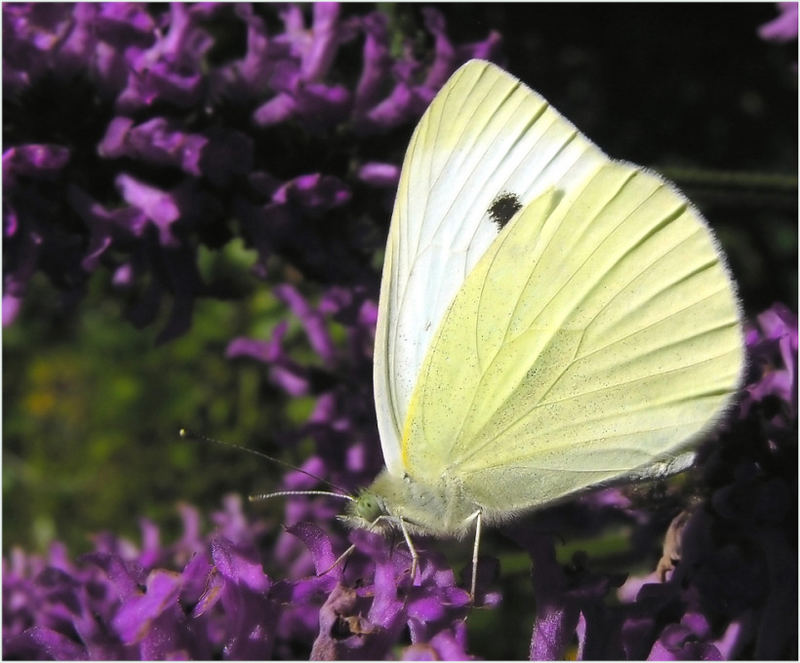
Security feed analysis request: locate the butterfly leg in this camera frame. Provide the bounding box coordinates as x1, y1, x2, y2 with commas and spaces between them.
319, 543, 357, 577
469, 509, 482, 600
318, 514, 388, 577
397, 516, 420, 585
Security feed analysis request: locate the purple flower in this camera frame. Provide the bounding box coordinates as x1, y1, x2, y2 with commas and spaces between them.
4, 2, 498, 337
647, 614, 722, 661
114, 174, 181, 247
357, 161, 401, 188
758, 2, 799, 42
3, 144, 70, 182
3, 143, 71, 325
2, 226, 41, 326
272, 174, 352, 216
743, 303, 798, 416
98, 117, 208, 176
299, 526, 471, 660
1, 495, 477, 659
227, 321, 311, 397
114, 4, 211, 113
3, 499, 273, 659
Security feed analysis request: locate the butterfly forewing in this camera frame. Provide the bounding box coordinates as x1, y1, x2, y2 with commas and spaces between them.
374, 60, 607, 475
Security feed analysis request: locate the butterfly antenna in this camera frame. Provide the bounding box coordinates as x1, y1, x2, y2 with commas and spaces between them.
178, 428, 351, 496
248, 489, 355, 503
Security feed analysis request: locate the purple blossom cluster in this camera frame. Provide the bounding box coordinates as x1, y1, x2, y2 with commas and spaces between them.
3, 492, 484, 659
3, 304, 797, 659
3, 2, 501, 338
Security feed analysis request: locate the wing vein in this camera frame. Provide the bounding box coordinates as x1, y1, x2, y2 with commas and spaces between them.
454, 324, 738, 469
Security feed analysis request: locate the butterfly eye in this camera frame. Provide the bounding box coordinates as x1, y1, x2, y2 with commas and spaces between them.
488, 191, 522, 228
355, 492, 383, 521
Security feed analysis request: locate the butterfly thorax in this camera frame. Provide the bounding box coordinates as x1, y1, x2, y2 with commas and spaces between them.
344, 469, 480, 539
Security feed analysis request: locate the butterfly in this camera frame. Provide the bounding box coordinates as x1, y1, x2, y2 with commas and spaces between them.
337, 59, 744, 598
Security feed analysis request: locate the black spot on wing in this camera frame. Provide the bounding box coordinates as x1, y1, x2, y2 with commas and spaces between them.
488, 192, 522, 229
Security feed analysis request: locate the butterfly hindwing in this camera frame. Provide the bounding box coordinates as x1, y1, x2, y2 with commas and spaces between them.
401, 162, 743, 514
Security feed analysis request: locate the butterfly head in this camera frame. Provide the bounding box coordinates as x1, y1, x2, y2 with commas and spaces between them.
340, 489, 390, 531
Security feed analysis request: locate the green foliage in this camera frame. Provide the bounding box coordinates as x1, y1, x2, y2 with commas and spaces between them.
3, 241, 301, 554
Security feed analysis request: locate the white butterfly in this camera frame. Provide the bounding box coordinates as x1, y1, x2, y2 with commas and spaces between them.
308, 59, 744, 597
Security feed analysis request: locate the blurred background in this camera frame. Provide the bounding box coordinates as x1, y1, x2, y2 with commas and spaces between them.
3, 6, 796, 656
